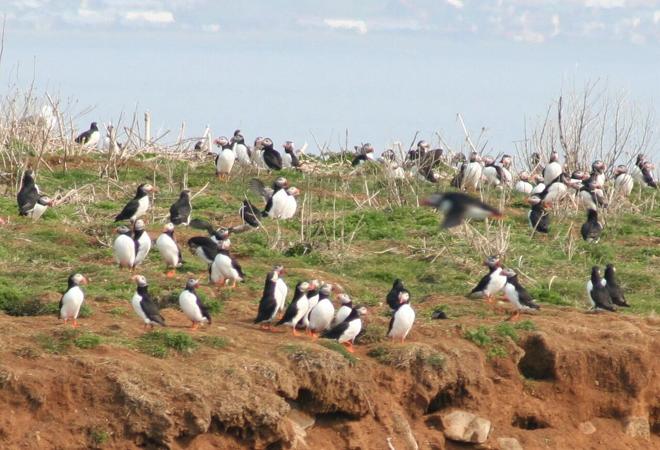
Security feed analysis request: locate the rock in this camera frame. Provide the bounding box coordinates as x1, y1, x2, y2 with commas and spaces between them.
497, 437, 523, 450
578, 421, 596, 435
624, 416, 650, 439
441, 410, 491, 444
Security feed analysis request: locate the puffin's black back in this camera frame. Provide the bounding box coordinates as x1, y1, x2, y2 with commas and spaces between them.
17, 171, 39, 215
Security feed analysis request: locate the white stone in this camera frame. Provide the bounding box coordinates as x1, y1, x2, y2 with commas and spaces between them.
441, 410, 491, 444
497, 437, 523, 450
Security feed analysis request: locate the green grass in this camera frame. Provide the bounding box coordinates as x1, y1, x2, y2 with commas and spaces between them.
197, 335, 230, 349
35, 329, 102, 353
136, 330, 198, 358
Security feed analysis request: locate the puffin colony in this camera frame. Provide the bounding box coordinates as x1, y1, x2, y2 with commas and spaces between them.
13, 131, 657, 354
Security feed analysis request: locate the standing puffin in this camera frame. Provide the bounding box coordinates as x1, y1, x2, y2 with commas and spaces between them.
188, 226, 230, 267
307, 284, 335, 338
210, 240, 245, 288
17, 170, 55, 220
231, 131, 252, 166
281, 187, 300, 220
301, 280, 320, 329
603, 264, 630, 307
422, 192, 502, 228
482, 155, 512, 188
581, 209, 603, 243
282, 141, 302, 168
215, 136, 236, 180
462, 151, 483, 191
514, 172, 534, 194
641, 161, 658, 188
156, 223, 183, 277
331, 293, 353, 327
274, 265, 289, 314
543, 151, 563, 185
590, 160, 607, 188
586, 267, 616, 312
132, 219, 152, 268
527, 196, 550, 234
276, 281, 310, 335
386, 279, 410, 310
113, 225, 136, 268
503, 270, 539, 321
75, 122, 100, 148
59, 273, 88, 327
261, 138, 283, 171
254, 266, 286, 330
131, 275, 166, 329
579, 180, 607, 211
322, 307, 365, 353
114, 183, 156, 222
169, 189, 192, 226
613, 165, 634, 197
352, 143, 375, 166
469, 256, 508, 303
250, 177, 289, 219
387, 290, 415, 342
179, 278, 211, 329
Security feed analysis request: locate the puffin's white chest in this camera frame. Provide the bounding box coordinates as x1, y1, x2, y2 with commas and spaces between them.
134, 196, 150, 220
114, 234, 136, 267
338, 318, 362, 343
179, 290, 206, 322
485, 268, 507, 295
60, 286, 84, 319
275, 279, 288, 312
270, 190, 289, 219
515, 180, 533, 194
309, 299, 334, 332
131, 293, 149, 323
134, 232, 152, 266
216, 149, 236, 174
156, 233, 179, 266
332, 305, 352, 327
388, 304, 415, 340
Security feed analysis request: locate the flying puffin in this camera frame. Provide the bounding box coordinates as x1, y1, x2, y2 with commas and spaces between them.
231, 130, 252, 165
114, 183, 156, 222
261, 138, 283, 171
17, 170, 54, 220
188, 225, 230, 266
169, 190, 192, 225
75, 122, 100, 148
254, 266, 286, 330
307, 284, 335, 338
503, 270, 539, 321
301, 280, 320, 329
113, 225, 136, 268
527, 195, 550, 234
352, 143, 375, 166
276, 281, 311, 335
603, 264, 630, 307
514, 172, 534, 194
543, 151, 563, 185
613, 165, 634, 197
215, 136, 236, 180
580, 208, 603, 243
387, 290, 415, 342
59, 273, 88, 327
250, 177, 289, 219
331, 293, 353, 327
422, 192, 502, 228
210, 239, 245, 287
179, 278, 211, 329
587, 267, 616, 312
322, 307, 365, 353
282, 141, 302, 168
156, 223, 183, 277
239, 200, 262, 228
132, 219, 151, 268
131, 275, 166, 329
386, 279, 410, 310
469, 256, 507, 303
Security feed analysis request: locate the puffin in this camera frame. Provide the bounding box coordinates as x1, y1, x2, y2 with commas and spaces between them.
307, 284, 335, 338
587, 267, 616, 312
131, 275, 166, 329
261, 138, 283, 171
155, 223, 183, 277
641, 161, 658, 188
579, 180, 607, 211
274, 265, 289, 314
179, 278, 211, 329
75, 122, 100, 148
251, 136, 267, 169
539, 173, 580, 204
514, 172, 534, 194
386, 279, 410, 310
301, 280, 320, 329
215, 136, 236, 179
603, 264, 630, 307
631, 154, 646, 182
113, 225, 136, 268
530, 174, 546, 195
503, 270, 540, 321
231, 130, 252, 165
281, 187, 300, 220
239, 200, 262, 228
276, 281, 311, 335
114, 183, 156, 222
188, 226, 230, 266
250, 177, 289, 218
590, 160, 607, 188
543, 151, 563, 185
282, 141, 302, 168
210, 239, 245, 287
254, 266, 286, 330
613, 165, 634, 197
331, 293, 353, 327
422, 192, 502, 228
352, 143, 375, 166
322, 307, 365, 353
469, 256, 507, 303
527, 195, 550, 234
132, 219, 151, 268
453, 151, 482, 191
380, 150, 406, 180
169, 190, 192, 225
17, 170, 54, 220
580, 208, 603, 243
482, 155, 513, 187
387, 290, 415, 342
59, 273, 88, 327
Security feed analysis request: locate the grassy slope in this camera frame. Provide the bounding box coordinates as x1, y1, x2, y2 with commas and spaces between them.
0, 154, 658, 336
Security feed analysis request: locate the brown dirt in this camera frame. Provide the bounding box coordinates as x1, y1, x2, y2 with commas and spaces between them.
0, 293, 658, 450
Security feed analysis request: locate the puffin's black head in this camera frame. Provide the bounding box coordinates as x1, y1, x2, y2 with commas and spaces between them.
179, 189, 191, 199
469, 151, 480, 163
549, 151, 559, 162
392, 278, 404, 289
185, 278, 200, 290
90, 122, 98, 131
485, 255, 501, 269
214, 136, 229, 148
233, 129, 242, 137
262, 137, 274, 149
503, 269, 518, 282
319, 284, 332, 297
283, 141, 294, 152
417, 140, 430, 151
614, 165, 628, 176
518, 171, 530, 181
483, 156, 495, 166
137, 183, 156, 196
274, 177, 288, 189
133, 219, 146, 232
116, 225, 131, 235
254, 136, 263, 147
295, 281, 310, 293
162, 222, 175, 234
68, 273, 88, 287
592, 160, 606, 173
132, 274, 148, 287
22, 170, 35, 184
590, 266, 601, 280
531, 152, 541, 165
501, 154, 512, 168
604, 264, 615, 278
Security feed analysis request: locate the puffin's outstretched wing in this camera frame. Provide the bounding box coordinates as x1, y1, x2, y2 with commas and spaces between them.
249, 179, 273, 203
240, 201, 262, 228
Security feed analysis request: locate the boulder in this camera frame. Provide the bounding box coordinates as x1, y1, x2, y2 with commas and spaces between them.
578, 421, 596, 435
623, 416, 650, 439
497, 437, 523, 450
441, 410, 491, 444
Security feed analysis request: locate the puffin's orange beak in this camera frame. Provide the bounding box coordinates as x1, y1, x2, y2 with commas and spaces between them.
81, 277, 89, 285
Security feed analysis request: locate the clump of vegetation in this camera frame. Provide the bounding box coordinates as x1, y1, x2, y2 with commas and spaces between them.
464, 321, 538, 360
367, 344, 445, 370
88, 427, 110, 447
197, 335, 230, 349
464, 326, 492, 347
356, 324, 387, 344
137, 330, 198, 358
35, 329, 102, 353
74, 331, 103, 349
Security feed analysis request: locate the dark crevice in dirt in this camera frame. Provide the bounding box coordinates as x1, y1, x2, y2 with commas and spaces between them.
518, 334, 557, 381
512, 414, 550, 430
425, 380, 470, 414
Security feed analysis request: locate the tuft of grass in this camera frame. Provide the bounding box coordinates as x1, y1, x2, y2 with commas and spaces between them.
74, 332, 102, 349
494, 323, 519, 341
137, 330, 198, 358
515, 320, 537, 331
367, 345, 392, 364
319, 340, 358, 366
109, 307, 127, 316
464, 326, 492, 347
88, 427, 110, 446
197, 335, 230, 349
487, 345, 508, 359
36, 328, 80, 354
356, 324, 387, 344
